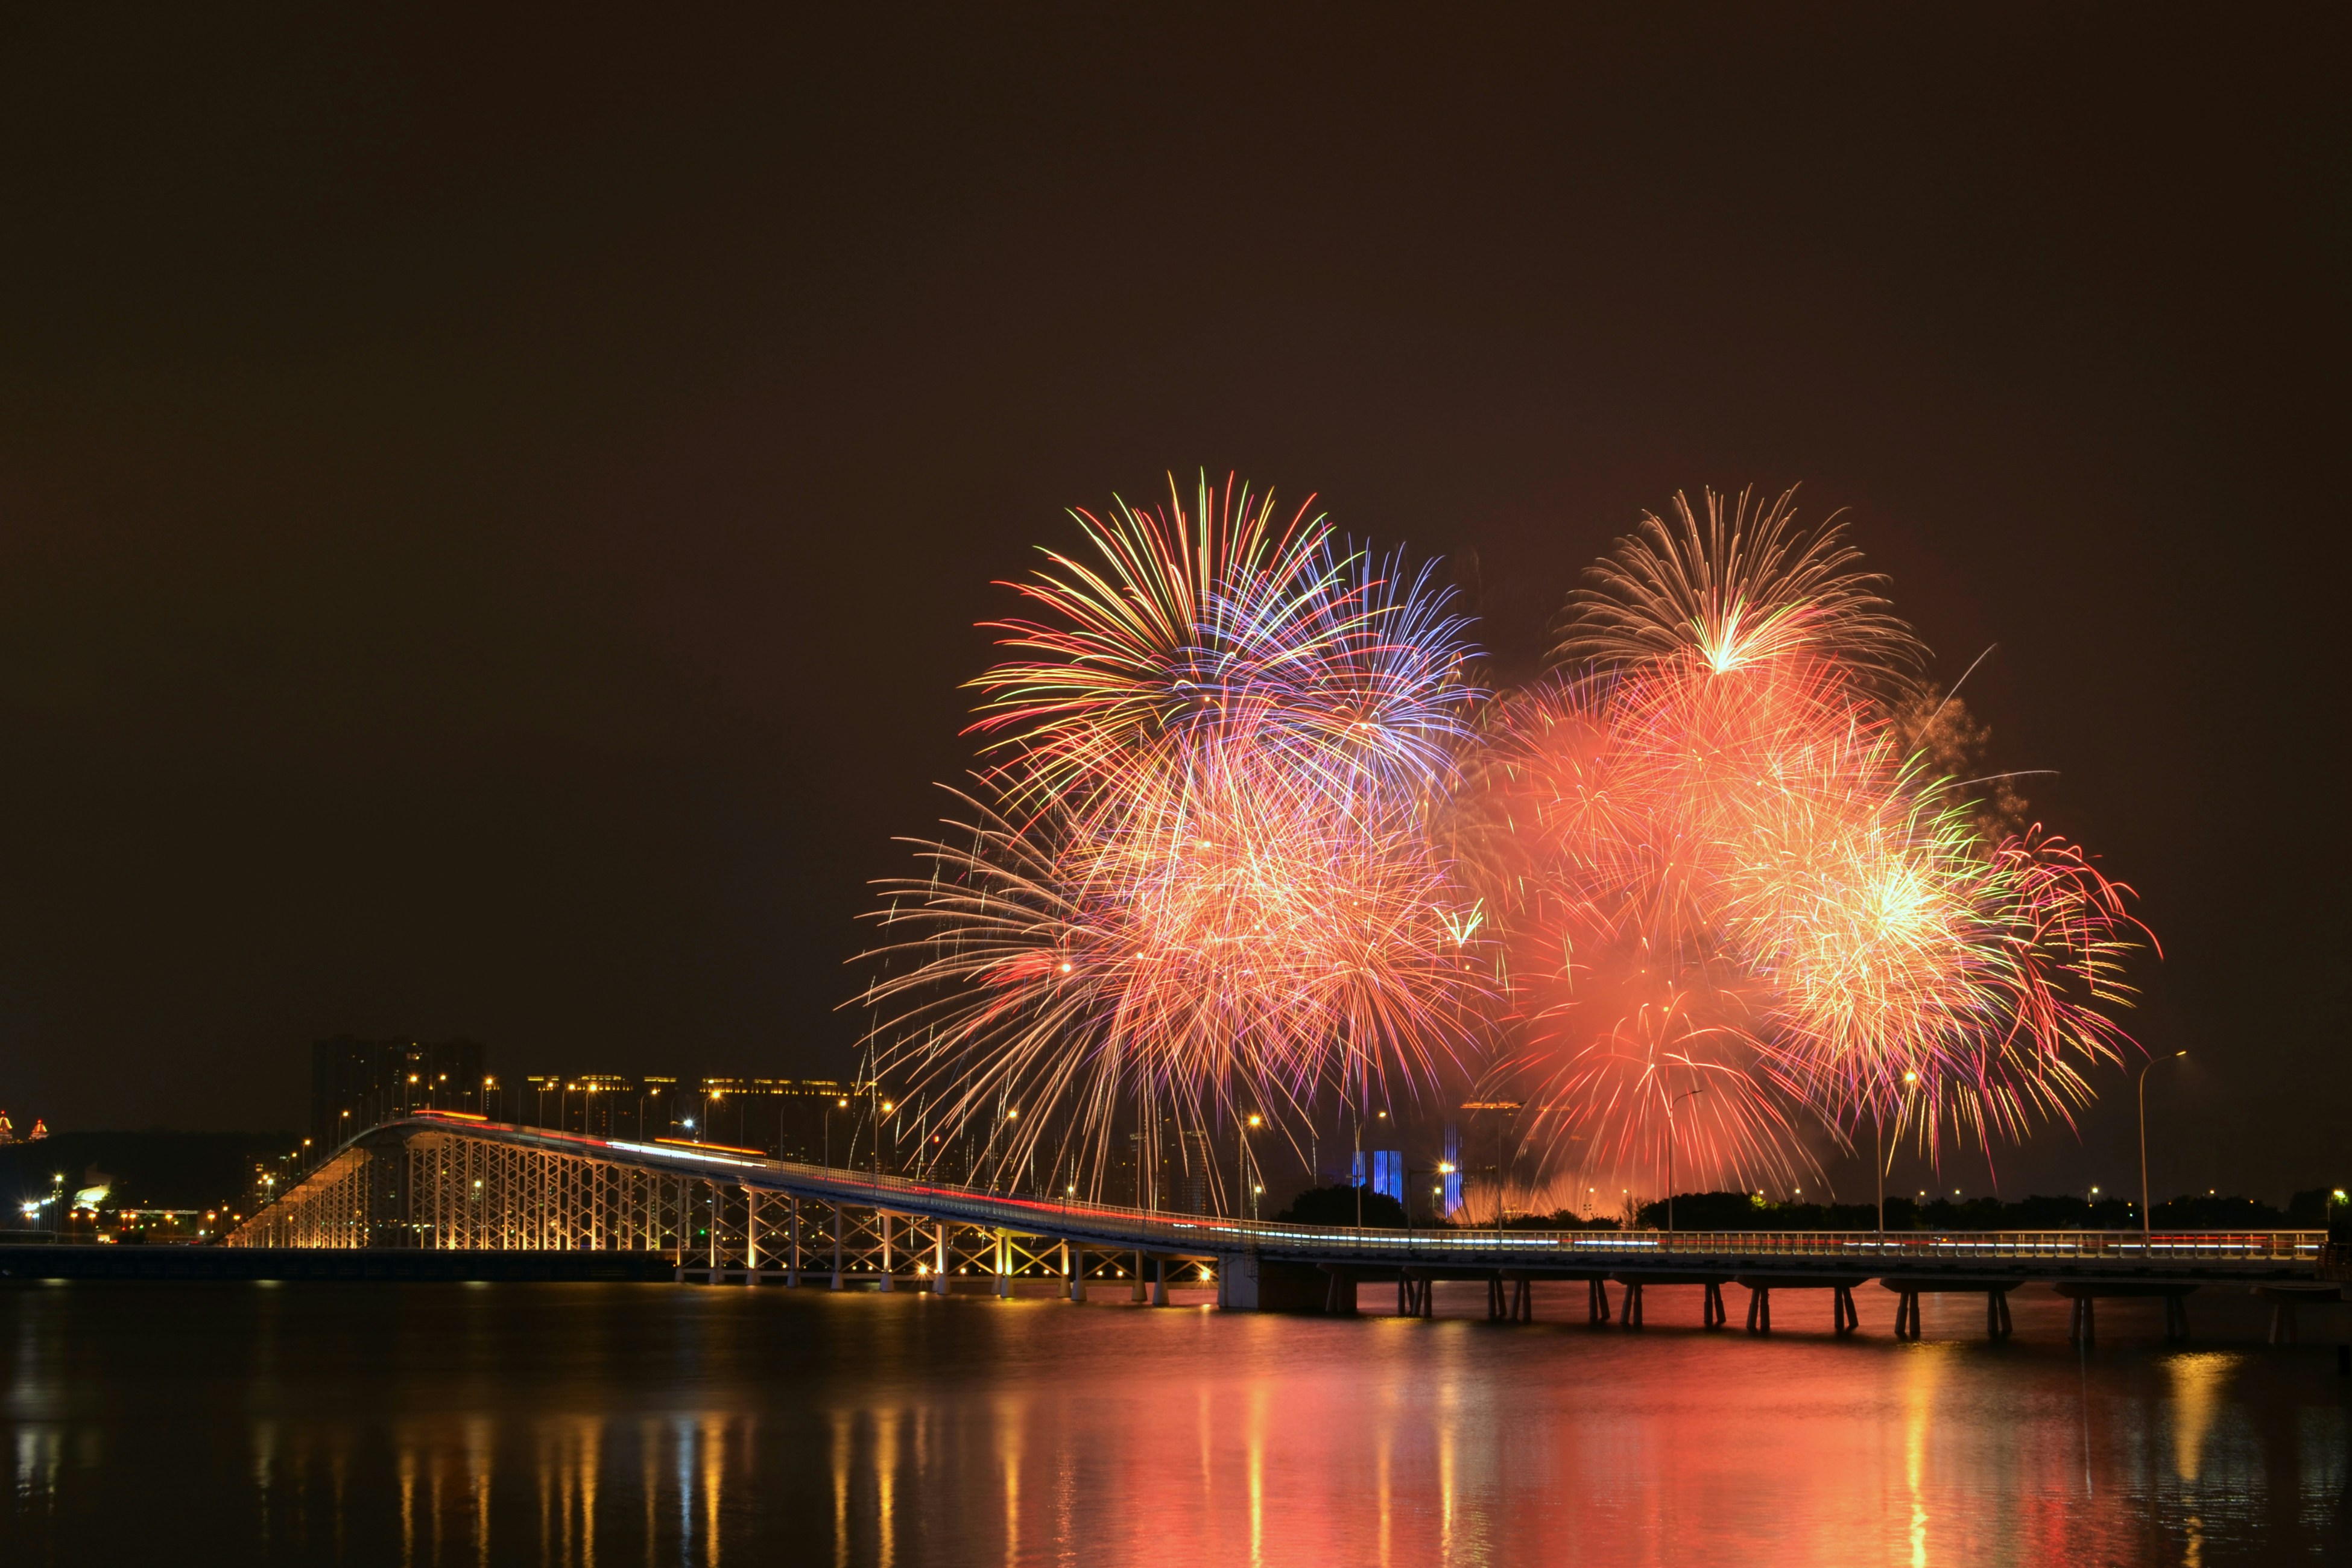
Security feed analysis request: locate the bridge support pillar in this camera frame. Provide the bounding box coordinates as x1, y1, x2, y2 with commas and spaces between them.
2056, 1282, 2202, 1344
1835, 1286, 1858, 1335
1702, 1282, 1727, 1329
1218, 1254, 1326, 1312
1746, 1286, 1772, 1333
1619, 1280, 1644, 1328
786, 1197, 801, 1288
1587, 1277, 1611, 1325
933, 1221, 949, 1295
1320, 1265, 1361, 1317
744, 1187, 759, 1272
994, 1231, 1013, 1298
1066, 1245, 1087, 1302
879, 1212, 894, 1292
1149, 1254, 1169, 1306
830, 1204, 844, 1291
1131, 1251, 1147, 1303
1882, 1279, 2017, 1341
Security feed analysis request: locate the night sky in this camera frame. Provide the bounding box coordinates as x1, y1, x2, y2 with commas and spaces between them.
1, 10, 2342, 1200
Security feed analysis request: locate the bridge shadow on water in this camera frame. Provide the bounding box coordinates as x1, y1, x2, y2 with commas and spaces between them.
1, 1276, 2345, 1566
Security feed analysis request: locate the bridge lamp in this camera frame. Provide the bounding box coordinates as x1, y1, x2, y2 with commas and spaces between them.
2137, 1049, 2190, 1244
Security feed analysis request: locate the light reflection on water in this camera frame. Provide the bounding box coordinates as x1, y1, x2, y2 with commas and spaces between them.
0, 1280, 2345, 1564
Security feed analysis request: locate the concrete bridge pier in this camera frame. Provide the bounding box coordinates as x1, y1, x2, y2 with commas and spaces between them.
830, 1206, 844, 1291
1736, 1276, 1868, 1336
2253, 1283, 2341, 1344
1131, 1252, 1148, 1303
1216, 1254, 1325, 1312
785, 1197, 801, 1288
932, 1221, 950, 1296
1488, 1273, 1535, 1323
1318, 1264, 1361, 1316
1883, 1278, 2016, 1341
2053, 1282, 2198, 1345
1586, 1277, 1611, 1324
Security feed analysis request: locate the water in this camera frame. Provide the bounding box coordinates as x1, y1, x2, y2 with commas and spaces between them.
3, 1277, 2345, 1564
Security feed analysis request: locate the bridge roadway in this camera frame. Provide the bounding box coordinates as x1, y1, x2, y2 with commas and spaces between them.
226, 1113, 2336, 1340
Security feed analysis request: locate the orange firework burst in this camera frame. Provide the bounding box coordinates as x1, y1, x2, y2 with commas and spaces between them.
1463, 486, 2148, 1192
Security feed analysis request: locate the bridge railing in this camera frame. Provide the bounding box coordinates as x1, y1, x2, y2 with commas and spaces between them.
753, 1161, 2322, 1265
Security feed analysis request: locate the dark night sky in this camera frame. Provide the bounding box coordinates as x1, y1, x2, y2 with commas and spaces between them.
0, 9, 2343, 1200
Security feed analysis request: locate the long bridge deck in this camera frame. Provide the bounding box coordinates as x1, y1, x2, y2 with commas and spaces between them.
219, 1114, 2335, 1334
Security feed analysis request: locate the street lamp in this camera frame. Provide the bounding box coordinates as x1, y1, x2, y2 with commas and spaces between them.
1240, 1113, 1263, 1221
2137, 1050, 2189, 1244
1460, 1100, 1523, 1234
1877, 1070, 1918, 1241
1664, 1089, 1704, 1232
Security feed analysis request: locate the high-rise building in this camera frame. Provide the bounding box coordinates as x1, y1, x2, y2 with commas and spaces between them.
1443, 1121, 1463, 1216
310, 1036, 490, 1147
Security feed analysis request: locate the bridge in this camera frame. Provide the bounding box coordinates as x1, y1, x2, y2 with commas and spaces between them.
219, 1113, 2338, 1344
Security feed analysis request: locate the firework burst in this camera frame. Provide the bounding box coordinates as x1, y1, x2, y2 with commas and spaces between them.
1464, 487, 2148, 1195
861, 475, 2149, 1216
860, 475, 1489, 1201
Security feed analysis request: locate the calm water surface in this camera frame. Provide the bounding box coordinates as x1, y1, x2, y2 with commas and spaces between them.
3, 1277, 2345, 1564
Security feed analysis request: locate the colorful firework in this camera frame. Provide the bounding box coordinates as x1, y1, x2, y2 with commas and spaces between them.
1462, 487, 2146, 1196
861, 475, 2149, 1215
859, 475, 1488, 1201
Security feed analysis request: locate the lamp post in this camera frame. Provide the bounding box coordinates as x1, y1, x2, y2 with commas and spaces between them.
1239, 1113, 1263, 1221
1664, 1089, 1704, 1232
2138, 1050, 2189, 1244
1460, 1100, 1523, 1234
1877, 1070, 1918, 1242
